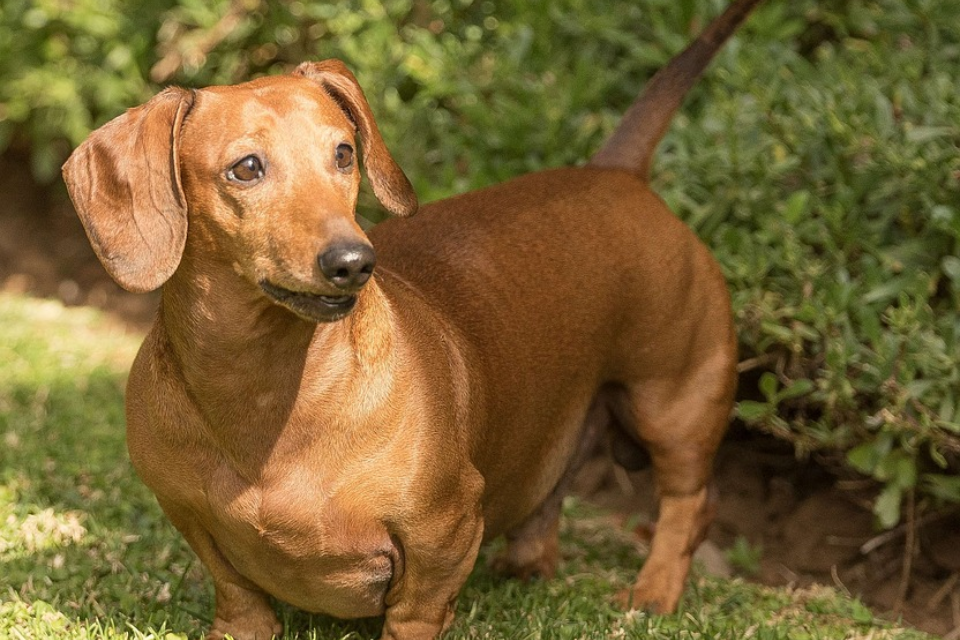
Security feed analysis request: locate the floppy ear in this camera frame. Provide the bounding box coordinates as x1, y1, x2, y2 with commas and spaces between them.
62, 88, 194, 293
294, 60, 418, 217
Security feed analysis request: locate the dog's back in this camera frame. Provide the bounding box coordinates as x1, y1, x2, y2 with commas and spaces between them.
371, 164, 735, 535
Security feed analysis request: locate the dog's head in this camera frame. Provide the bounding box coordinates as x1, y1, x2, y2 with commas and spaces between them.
62, 60, 417, 322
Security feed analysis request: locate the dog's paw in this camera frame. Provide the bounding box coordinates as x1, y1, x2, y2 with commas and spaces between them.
490, 551, 558, 581
615, 586, 677, 615
207, 616, 283, 640
489, 526, 560, 582
615, 566, 684, 615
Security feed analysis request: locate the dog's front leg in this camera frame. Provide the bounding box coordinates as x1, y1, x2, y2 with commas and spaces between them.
380, 489, 485, 639
207, 581, 282, 640
162, 504, 281, 640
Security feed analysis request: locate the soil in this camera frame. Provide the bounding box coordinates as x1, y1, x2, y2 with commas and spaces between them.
2, 150, 957, 637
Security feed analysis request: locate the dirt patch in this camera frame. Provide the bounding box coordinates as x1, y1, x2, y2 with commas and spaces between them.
579, 431, 960, 637
2, 150, 957, 637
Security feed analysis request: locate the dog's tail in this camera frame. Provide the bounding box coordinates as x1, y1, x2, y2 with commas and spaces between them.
588, 0, 764, 179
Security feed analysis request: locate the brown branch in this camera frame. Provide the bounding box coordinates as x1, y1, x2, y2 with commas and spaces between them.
893, 487, 916, 613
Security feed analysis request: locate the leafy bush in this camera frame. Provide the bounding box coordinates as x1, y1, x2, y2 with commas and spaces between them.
680, 0, 960, 528
1, 0, 957, 527
0, 0, 160, 178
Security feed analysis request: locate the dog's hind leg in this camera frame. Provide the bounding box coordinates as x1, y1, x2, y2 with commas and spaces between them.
492, 497, 564, 581
492, 395, 610, 581
614, 346, 736, 613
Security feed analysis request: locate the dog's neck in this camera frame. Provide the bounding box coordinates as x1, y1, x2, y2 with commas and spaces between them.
156, 252, 396, 471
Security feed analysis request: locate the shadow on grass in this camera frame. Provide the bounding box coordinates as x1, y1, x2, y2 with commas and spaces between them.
1, 368, 206, 636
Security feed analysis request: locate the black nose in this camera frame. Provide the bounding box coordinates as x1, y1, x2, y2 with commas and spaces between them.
318, 243, 376, 290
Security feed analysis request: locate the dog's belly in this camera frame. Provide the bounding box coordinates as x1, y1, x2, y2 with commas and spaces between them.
204, 463, 395, 619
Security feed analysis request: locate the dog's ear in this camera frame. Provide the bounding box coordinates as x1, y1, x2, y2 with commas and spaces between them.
62, 88, 194, 293
294, 60, 418, 217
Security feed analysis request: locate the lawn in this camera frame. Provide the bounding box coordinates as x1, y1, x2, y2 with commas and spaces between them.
0, 292, 936, 639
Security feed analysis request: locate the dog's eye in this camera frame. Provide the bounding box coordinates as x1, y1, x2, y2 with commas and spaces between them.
335, 144, 354, 171
228, 155, 264, 183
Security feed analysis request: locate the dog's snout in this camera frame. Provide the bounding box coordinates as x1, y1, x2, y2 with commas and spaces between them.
318, 243, 377, 290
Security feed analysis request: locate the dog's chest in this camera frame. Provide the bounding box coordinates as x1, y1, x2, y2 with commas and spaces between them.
204, 461, 396, 618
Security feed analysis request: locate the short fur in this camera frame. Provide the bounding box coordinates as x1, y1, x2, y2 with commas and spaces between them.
62, 2, 762, 638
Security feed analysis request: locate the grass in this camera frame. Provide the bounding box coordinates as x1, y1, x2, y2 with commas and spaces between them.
0, 292, 938, 639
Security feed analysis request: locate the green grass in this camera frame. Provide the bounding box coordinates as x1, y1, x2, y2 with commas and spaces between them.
0, 292, 937, 639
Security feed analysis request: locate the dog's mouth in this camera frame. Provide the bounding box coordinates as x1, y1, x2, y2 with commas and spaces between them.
259, 280, 357, 323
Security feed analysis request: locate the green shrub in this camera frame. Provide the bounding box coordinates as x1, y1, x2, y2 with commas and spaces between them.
684, 0, 960, 529
0, 0, 160, 178
1, 0, 957, 527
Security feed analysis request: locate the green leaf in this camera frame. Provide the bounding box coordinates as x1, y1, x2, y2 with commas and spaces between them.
943, 256, 960, 283
874, 484, 903, 529
736, 401, 771, 422
847, 442, 880, 475
760, 322, 796, 344
892, 455, 917, 490
862, 277, 913, 305
758, 372, 779, 402
782, 190, 811, 225
778, 378, 815, 401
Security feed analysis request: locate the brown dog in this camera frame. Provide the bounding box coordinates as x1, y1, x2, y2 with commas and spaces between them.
63, 1, 761, 638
